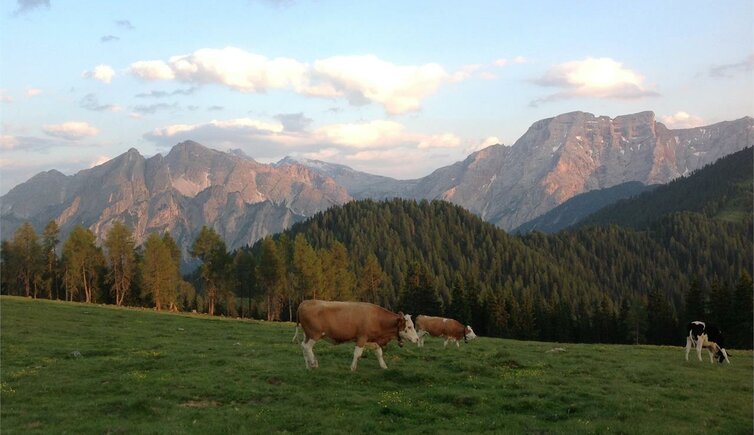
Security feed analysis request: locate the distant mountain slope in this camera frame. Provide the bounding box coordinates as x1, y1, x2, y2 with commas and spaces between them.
513, 181, 655, 234
275, 156, 416, 199
283, 112, 753, 230
0, 141, 350, 256
579, 147, 753, 229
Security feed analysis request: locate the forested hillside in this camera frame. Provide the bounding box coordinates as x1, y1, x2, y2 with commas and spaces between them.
251, 198, 751, 347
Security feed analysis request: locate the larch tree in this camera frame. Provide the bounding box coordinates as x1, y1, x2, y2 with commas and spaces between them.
11, 223, 43, 298
162, 232, 184, 312
62, 225, 104, 303
141, 233, 178, 310
41, 220, 61, 300
357, 253, 384, 304
190, 226, 230, 316
257, 237, 286, 321
322, 241, 355, 301
292, 234, 322, 300
104, 221, 136, 306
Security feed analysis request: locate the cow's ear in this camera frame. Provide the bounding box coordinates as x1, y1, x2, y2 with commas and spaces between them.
397, 316, 406, 329
398, 311, 404, 317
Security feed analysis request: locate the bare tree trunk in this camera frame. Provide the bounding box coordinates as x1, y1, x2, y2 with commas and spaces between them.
82, 268, 89, 303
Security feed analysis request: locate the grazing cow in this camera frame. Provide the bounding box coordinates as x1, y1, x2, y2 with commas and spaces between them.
685, 321, 730, 364
415, 315, 477, 348
293, 300, 420, 371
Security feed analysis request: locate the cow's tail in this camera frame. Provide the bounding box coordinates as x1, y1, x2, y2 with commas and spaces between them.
292, 322, 301, 343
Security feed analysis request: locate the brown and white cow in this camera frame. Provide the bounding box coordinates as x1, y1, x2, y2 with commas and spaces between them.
293, 300, 420, 371
415, 315, 477, 348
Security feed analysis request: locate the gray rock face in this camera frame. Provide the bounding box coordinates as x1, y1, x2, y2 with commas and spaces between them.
0, 141, 350, 256
290, 111, 753, 230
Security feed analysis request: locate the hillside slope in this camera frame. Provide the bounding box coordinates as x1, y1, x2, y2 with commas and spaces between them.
579, 147, 753, 229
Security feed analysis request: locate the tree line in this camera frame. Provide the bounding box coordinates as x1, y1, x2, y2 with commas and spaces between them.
2, 198, 752, 349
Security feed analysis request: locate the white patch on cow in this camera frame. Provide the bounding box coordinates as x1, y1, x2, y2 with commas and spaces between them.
400, 314, 420, 344
351, 346, 365, 371
466, 326, 477, 341
374, 346, 388, 369
302, 338, 318, 369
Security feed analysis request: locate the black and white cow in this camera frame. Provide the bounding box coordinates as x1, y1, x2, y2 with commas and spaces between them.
685, 321, 730, 364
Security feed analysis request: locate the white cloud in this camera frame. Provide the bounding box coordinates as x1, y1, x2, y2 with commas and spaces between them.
450, 64, 482, 82
469, 136, 501, 153
302, 147, 340, 161
82, 65, 116, 84
661, 112, 705, 129
129, 47, 458, 114
129, 60, 176, 80
0, 135, 19, 150
25, 88, 42, 97
532, 57, 658, 104
495, 56, 528, 67
479, 72, 497, 80
42, 121, 99, 140
130, 48, 305, 91
90, 155, 111, 168
315, 120, 406, 148
311, 55, 450, 114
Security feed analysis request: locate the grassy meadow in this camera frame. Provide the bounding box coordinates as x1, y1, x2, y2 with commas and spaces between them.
1, 296, 752, 434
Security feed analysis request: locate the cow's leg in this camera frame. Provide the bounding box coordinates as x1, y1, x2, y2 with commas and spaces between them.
696, 337, 704, 362
455, 339, 460, 348
417, 330, 426, 347
351, 346, 365, 371
443, 337, 449, 348
302, 338, 318, 369
685, 337, 692, 361
707, 349, 715, 364
374, 346, 388, 369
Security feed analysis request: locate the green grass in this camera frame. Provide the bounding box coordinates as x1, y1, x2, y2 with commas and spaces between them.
1, 296, 752, 434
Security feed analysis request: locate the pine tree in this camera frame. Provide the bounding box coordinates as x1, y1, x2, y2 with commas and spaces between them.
731, 271, 753, 348
401, 261, 441, 317
684, 278, 707, 323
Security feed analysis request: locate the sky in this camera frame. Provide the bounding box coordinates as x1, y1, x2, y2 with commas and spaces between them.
1, 0, 752, 194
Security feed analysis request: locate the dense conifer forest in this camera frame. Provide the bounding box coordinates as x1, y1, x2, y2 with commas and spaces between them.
2, 149, 752, 348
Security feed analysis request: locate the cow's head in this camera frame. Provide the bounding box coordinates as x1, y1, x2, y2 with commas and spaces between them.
396, 312, 420, 347
464, 326, 477, 343
715, 348, 731, 364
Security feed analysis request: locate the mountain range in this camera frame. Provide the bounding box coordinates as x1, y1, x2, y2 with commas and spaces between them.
1, 110, 752, 256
